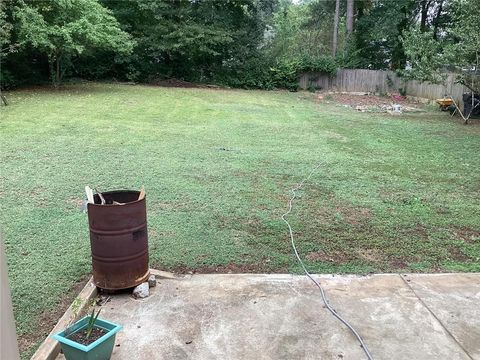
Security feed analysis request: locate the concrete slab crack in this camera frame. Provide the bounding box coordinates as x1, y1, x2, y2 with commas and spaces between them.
398, 274, 474, 360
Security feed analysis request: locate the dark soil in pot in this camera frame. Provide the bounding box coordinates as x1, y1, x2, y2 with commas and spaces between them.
67, 327, 107, 346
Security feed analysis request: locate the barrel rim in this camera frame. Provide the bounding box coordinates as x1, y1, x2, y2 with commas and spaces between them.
87, 189, 144, 208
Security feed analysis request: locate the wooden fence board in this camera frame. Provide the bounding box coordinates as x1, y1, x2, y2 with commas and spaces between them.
299, 69, 469, 109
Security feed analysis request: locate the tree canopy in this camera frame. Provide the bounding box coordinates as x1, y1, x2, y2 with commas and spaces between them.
401, 0, 479, 92
1, 0, 478, 90
12, 0, 134, 85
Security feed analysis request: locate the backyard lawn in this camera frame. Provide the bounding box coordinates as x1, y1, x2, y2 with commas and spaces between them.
1, 83, 479, 357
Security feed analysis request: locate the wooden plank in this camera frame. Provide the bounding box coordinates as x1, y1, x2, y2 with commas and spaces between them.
30, 278, 97, 360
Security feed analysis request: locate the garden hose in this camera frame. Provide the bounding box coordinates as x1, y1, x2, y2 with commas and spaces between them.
281, 163, 374, 360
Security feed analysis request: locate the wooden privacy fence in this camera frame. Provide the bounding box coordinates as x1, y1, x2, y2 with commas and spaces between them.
299, 69, 470, 109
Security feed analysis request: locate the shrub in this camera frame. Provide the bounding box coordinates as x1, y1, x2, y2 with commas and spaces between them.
0, 69, 17, 90
214, 54, 337, 91
270, 55, 337, 91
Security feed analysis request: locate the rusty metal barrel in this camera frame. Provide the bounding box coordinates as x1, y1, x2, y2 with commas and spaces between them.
87, 190, 149, 290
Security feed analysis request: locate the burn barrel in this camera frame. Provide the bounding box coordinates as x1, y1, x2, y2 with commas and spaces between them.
87, 190, 149, 290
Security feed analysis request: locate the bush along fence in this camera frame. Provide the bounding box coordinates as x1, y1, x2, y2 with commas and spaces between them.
299, 69, 470, 110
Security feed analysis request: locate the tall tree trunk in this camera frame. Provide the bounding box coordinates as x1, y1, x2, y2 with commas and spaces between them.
346, 0, 354, 35
420, 0, 428, 32
56, 57, 60, 87
332, 0, 340, 57
50, 50, 62, 87
432, 0, 444, 40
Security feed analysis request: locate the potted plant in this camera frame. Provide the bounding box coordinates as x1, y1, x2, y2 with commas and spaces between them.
53, 308, 122, 360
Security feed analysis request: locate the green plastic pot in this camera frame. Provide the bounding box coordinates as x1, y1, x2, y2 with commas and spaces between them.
53, 316, 122, 360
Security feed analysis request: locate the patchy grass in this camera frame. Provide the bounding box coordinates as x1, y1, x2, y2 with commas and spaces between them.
1, 83, 479, 357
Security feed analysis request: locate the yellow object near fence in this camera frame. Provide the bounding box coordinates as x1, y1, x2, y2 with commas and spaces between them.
436, 98, 454, 111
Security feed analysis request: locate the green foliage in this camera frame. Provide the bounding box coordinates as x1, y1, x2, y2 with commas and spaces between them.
449, 0, 480, 65
447, 0, 480, 92
2, 0, 339, 90
0, 1, 13, 50
100, 0, 268, 83
0, 69, 16, 89
1, 0, 476, 90
353, 0, 417, 69
213, 55, 275, 89
299, 55, 337, 74
13, 0, 134, 85
270, 59, 300, 91
217, 55, 337, 91
400, 27, 449, 83
85, 308, 101, 339
400, 0, 480, 93
268, 1, 334, 59
270, 56, 337, 91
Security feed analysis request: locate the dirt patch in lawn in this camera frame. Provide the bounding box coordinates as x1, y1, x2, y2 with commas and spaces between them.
408, 223, 429, 239
448, 247, 472, 262
242, 217, 267, 236
169, 262, 285, 274
336, 206, 372, 226
307, 200, 372, 227
322, 92, 420, 107
415, 223, 429, 236
357, 249, 383, 263
389, 258, 409, 269
317, 92, 423, 113
450, 226, 480, 243
150, 201, 191, 211
18, 275, 91, 355
305, 250, 351, 264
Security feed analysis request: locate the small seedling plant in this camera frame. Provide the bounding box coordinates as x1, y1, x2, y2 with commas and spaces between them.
63, 299, 103, 344
85, 308, 102, 339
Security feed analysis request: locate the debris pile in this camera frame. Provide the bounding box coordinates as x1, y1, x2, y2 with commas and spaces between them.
316, 91, 424, 114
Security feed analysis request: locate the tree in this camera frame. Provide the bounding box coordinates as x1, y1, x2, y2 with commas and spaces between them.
416, 0, 448, 38
448, 0, 480, 92
263, 1, 337, 72
102, 0, 269, 82
0, 1, 13, 52
346, 0, 354, 35
401, 28, 448, 83
419, 0, 432, 32
332, 0, 340, 56
268, 1, 325, 59
14, 0, 134, 85
0, 0, 29, 90
353, 0, 417, 69
402, 0, 479, 92
401, 0, 479, 122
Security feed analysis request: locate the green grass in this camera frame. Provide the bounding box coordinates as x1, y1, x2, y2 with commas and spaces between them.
1, 83, 479, 357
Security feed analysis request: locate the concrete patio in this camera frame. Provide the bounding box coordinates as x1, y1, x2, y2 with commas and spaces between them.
58, 273, 480, 360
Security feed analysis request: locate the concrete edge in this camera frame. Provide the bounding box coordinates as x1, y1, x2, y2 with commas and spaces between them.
149, 268, 181, 279
150, 272, 372, 280
30, 277, 97, 360
29, 269, 177, 360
